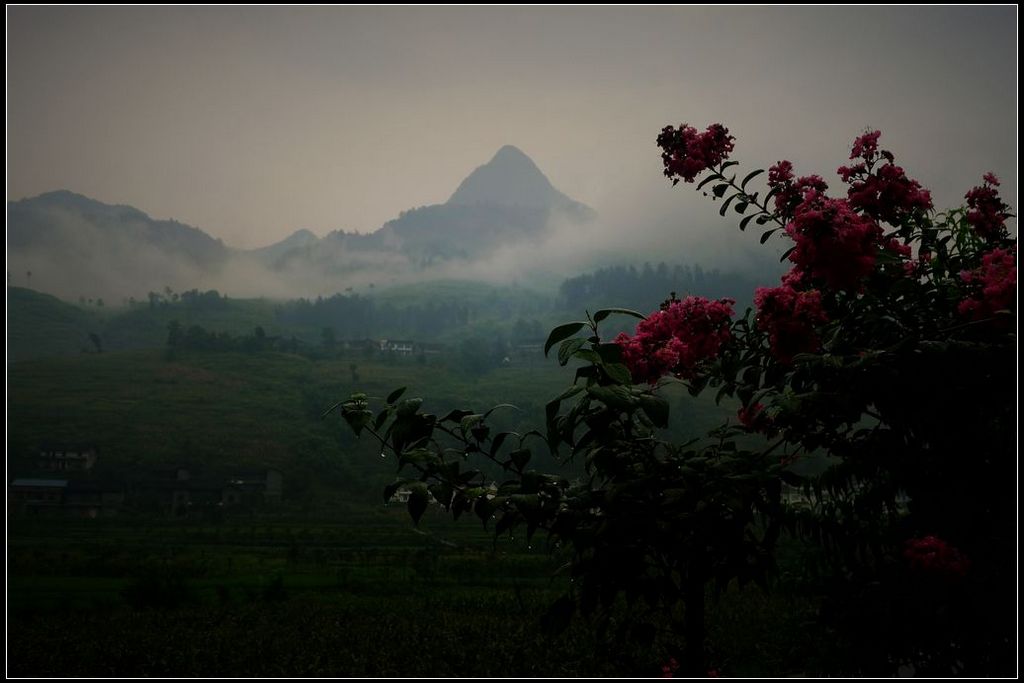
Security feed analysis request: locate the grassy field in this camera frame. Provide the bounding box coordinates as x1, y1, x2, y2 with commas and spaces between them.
7, 294, 790, 677
6, 510, 829, 677
7, 345, 736, 501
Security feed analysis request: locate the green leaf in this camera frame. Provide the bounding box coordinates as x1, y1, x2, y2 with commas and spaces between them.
594, 343, 624, 365
712, 184, 729, 198
383, 479, 408, 504
780, 245, 797, 262
760, 228, 778, 244
483, 403, 521, 420
554, 385, 585, 403
451, 494, 470, 520
780, 470, 804, 487
639, 394, 669, 428
603, 362, 632, 386
545, 397, 561, 425
495, 510, 519, 537
460, 414, 484, 438
740, 168, 764, 190
439, 409, 474, 424
734, 201, 749, 214
396, 398, 422, 417
558, 337, 587, 366
491, 431, 512, 457
385, 387, 407, 405
756, 214, 771, 225
474, 496, 495, 525
739, 214, 758, 232
398, 448, 437, 467
593, 308, 646, 323
510, 448, 532, 472
687, 375, 709, 397
719, 193, 737, 216
719, 160, 739, 172
696, 173, 722, 191
341, 407, 373, 436
407, 483, 429, 525
544, 322, 588, 356
587, 385, 635, 410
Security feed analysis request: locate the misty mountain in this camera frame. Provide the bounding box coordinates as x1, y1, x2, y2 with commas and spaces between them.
247, 228, 320, 264
259, 144, 595, 267
7, 190, 229, 300
8, 190, 227, 263
375, 145, 594, 259
448, 145, 592, 214
7, 147, 594, 300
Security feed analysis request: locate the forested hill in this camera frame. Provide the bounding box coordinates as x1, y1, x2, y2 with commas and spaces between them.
558, 262, 767, 313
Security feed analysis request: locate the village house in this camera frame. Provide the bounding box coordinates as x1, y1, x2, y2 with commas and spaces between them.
63, 479, 126, 518
8, 479, 68, 515
8, 478, 125, 518
222, 469, 283, 506
131, 466, 283, 517
378, 339, 416, 355
37, 443, 98, 472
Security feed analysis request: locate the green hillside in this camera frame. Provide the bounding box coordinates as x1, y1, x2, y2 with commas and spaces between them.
6, 286, 103, 362
7, 281, 558, 362
101, 297, 289, 351
7, 347, 736, 504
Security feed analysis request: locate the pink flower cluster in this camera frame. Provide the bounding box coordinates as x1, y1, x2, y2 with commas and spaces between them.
658, 123, 735, 184
785, 191, 883, 292
958, 245, 1017, 319
754, 279, 829, 363
965, 173, 1012, 240
849, 130, 882, 162
767, 160, 829, 221
764, 132, 932, 293
903, 535, 971, 580
615, 296, 735, 384
840, 160, 932, 226
737, 402, 775, 435
661, 657, 679, 678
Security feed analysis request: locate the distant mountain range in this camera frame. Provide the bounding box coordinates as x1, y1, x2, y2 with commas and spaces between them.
7, 146, 594, 300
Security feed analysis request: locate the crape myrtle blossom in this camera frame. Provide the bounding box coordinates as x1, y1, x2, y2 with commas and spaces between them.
849, 129, 882, 162
839, 131, 933, 226
957, 245, 1017, 320
754, 277, 829, 363
840, 160, 933, 226
965, 173, 1013, 240
903, 535, 971, 580
737, 402, 776, 436
767, 160, 829, 222
615, 295, 735, 385
784, 191, 883, 292
657, 124, 735, 184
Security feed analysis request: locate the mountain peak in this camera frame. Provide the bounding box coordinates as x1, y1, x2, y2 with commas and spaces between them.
285, 228, 318, 242
447, 145, 565, 210
490, 144, 534, 165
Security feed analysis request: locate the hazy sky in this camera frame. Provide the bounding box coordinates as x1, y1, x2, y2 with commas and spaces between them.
7, 6, 1018, 250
